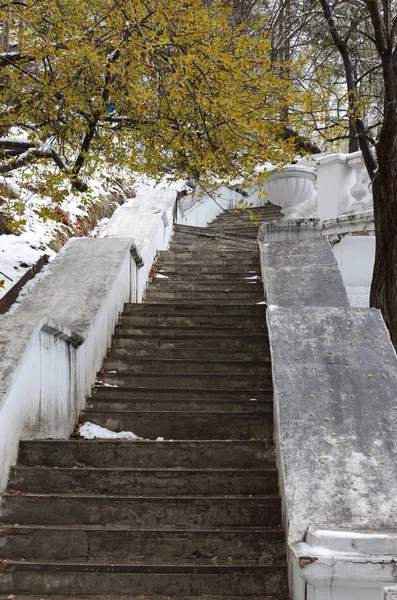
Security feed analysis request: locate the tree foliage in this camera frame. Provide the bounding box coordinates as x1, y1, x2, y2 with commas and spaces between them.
0, 0, 304, 192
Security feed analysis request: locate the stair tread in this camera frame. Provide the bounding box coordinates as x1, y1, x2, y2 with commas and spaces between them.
0, 524, 281, 532
10, 466, 276, 473
0, 597, 287, 600
3, 493, 280, 499
0, 560, 287, 571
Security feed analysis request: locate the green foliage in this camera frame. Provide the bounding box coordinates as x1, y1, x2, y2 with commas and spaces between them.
0, 0, 307, 193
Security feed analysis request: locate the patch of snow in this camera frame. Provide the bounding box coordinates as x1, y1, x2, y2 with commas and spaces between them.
78, 422, 171, 442
6, 263, 52, 314
95, 380, 119, 388
315, 530, 390, 540
257, 301, 267, 305
89, 217, 110, 238
155, 274, 169, 279
79, 422, 143, 440
298, 543, 361, 558
244, 275, 259, 280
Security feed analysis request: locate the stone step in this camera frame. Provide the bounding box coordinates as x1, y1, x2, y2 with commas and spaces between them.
17, 440, 274, 469
114, 324, 267, 337
1, 494, 282, 529
157, 247, 259, 256
107, 346, 266, 360
174, 224, 208, 233
91, 388, 272, 402
153, 270, 261, 278
211, 227, 259, 235
206, 218, 278, 229
153, 267, 261, 276
172, 226, 258, 244
155, 255, 260, 265
148, 282, 263, 292
96, 372, 269, 389
144, 292, 264, 302
118, 314, 265, 328
0, 562, 288, 596
0, 525, 285, 563
0, 594, 289, 600
9, 466, 277, 496
80, 409, 272, 439
123, 303, 264, 315
112, 333, 267, 349
101, 358, 270, 375
88, 395, 270, 412
168, 243, 257, 254
144, 297, 265, 305
168, 238, 257, 248
168, 232, 256, 242
152, 272, 261, 281
169, 235, 258, 249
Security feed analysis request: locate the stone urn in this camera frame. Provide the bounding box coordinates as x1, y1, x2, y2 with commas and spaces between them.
263, 165, 317, 218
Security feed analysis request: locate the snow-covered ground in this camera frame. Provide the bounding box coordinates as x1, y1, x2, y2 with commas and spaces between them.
0, 169, 185, 308
0, 170, 112, 297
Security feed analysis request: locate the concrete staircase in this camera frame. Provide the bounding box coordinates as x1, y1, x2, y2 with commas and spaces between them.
0, 205, 288, 599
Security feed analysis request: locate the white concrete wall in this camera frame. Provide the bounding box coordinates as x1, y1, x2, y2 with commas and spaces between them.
316, 154, 355, 220
332, 236, 375, 308
261, 229, 397, 600
0, 192, 176, 493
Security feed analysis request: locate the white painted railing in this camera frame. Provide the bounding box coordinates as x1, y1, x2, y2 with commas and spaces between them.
260, 151, 375, 308
0, 191, 176, 492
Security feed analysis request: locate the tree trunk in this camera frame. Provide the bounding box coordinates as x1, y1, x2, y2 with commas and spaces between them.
370, 109, 397, 347
349, 118, 359, 153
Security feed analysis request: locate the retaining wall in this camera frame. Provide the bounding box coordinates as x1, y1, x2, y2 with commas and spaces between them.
0, 192, 175, 492
259, 226, 397, 599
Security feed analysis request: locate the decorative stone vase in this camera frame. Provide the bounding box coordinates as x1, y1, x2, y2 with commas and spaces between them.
264, 165, 317, 218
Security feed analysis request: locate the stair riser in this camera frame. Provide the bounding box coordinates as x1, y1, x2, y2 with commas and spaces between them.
151, 273, 261, 281
101, 360, 270, 375
107, 347, 266, 360
9, 468, 277, 496
97, 374, 269, 389
170, 234, 257, 243
0, 528, 285, 563
207, 222, 278, 230
92, 389, 271, 401
118, 316, 265, 328
112, 336, 266, 350
148, 283, 262, 292
0, 570, 288, 596
168, 244, 258, 253
88, 399, 269, 412
17, 441, 274, 469
1, 497, 282, 527
80, 412, 272, 440
157, 248, 260, 255
144, 298, 266, 305
144, 292, 263, 300
169, 236, 257, 245
154, 265, 260, 273
171, 229, 259, 240
123, 303, 264, 315
114, 327, 266, 338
